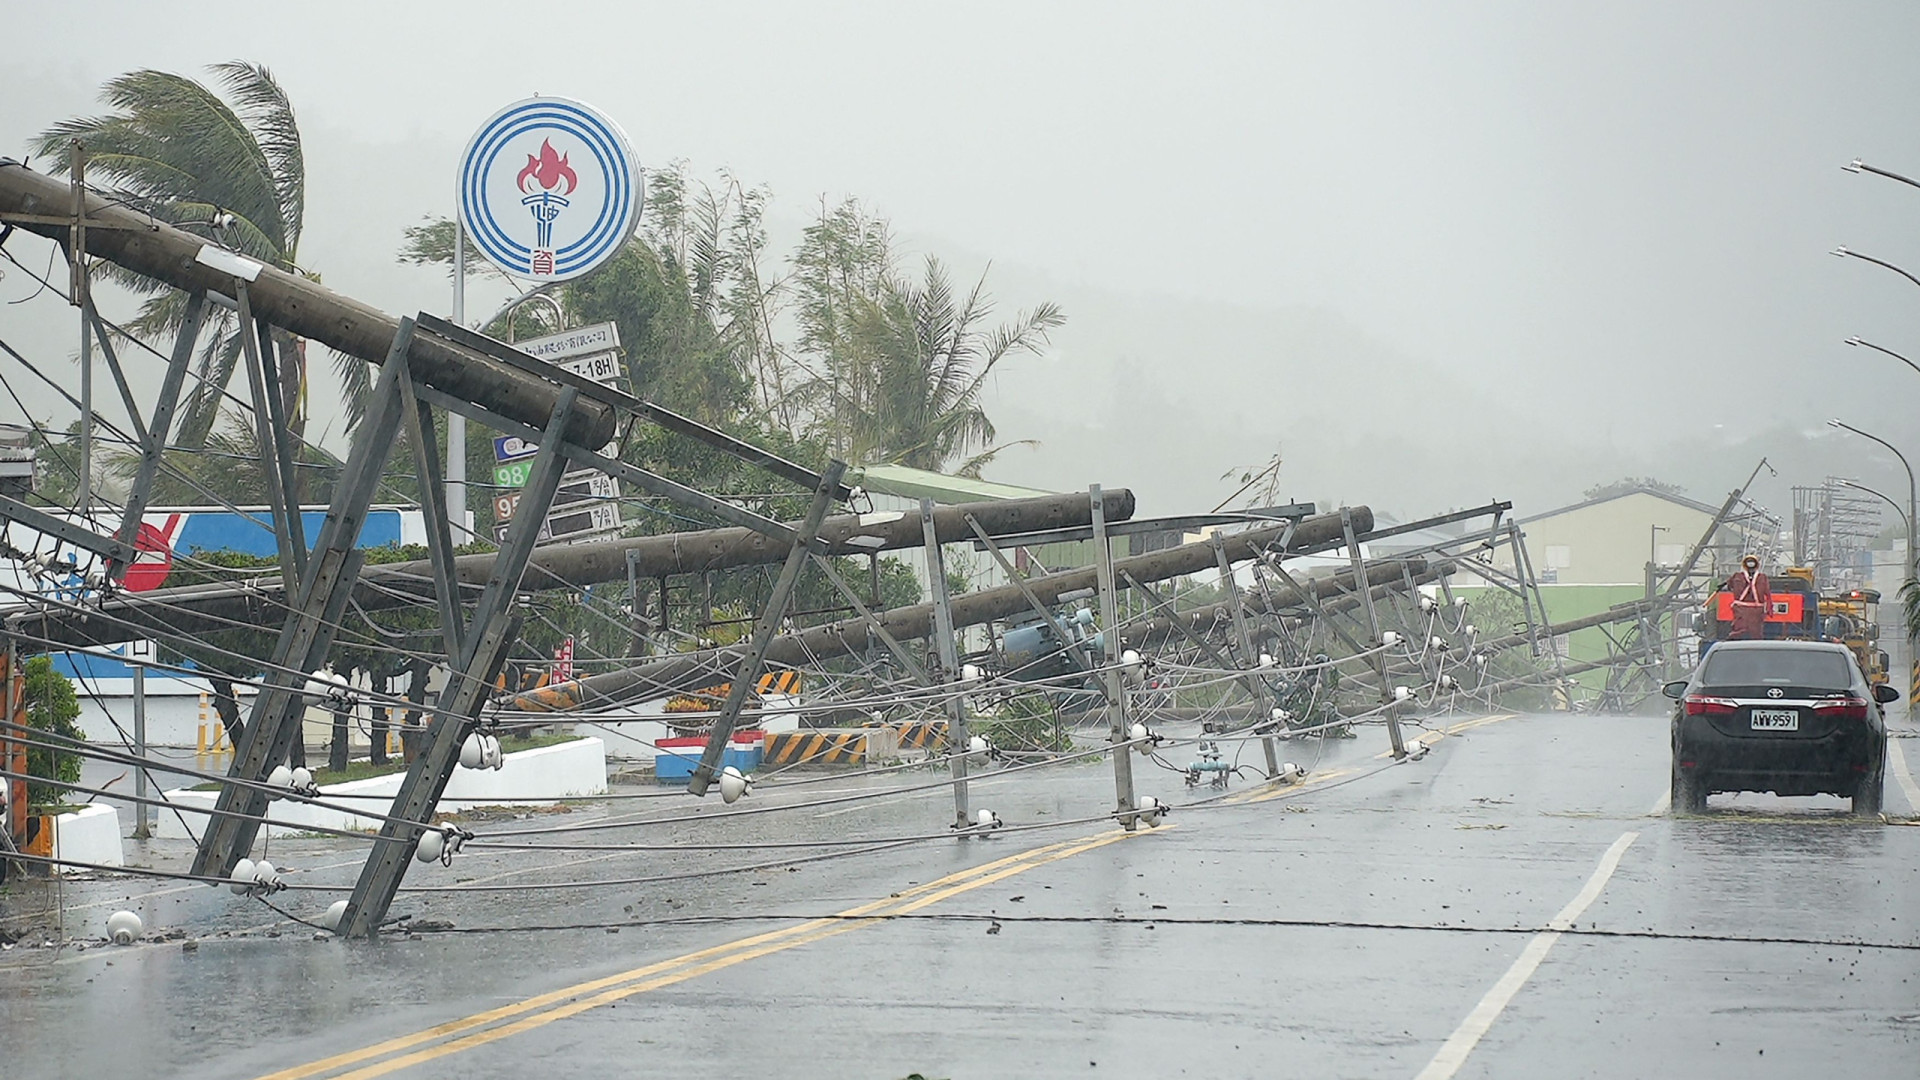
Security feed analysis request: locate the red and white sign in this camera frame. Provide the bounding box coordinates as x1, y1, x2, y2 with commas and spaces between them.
123, 514, 183, 592
551, 636, 574, 683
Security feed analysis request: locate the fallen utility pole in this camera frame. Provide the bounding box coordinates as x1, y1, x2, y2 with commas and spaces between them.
0, 159, 612, 450
504, 507, 1373, 712
3, 491, 1129, 652
1125, 558, 1438, 649
1472, 597, 1665, 655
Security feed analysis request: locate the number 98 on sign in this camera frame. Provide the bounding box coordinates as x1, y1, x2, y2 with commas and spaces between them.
494, 461, 532, 489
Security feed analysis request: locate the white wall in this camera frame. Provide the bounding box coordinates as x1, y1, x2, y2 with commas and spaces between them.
53, 804, 123, 871
152, 737, 607, 841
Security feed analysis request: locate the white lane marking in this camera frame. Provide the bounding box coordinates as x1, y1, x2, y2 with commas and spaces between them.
1414, 830, 1640, 1080
1647, 788, 1670, 817
1889, 740, 1920, 814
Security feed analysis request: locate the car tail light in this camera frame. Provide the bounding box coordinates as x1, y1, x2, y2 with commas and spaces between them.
1683, 695, 1738, 716
1812, 697, 1869, 721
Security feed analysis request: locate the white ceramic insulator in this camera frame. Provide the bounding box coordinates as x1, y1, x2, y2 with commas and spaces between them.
1430, 636, 1445, 650
1394, 686, 1413, 701
968, 735, 990, 756
229, 858, 256, 895
1136, 795, 1163, 827
305, 669, 342, 700
290, 767, 313, 791
321, 900, 349, 932
719, 766, 749, 805
266, 765, 292, 794
460, 734, 484, 770
1381, 631, 1403, 648
107, 910, 143, 945
415, 830, 445, 864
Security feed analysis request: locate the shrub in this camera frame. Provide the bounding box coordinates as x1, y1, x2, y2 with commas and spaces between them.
21, 655, 82, 808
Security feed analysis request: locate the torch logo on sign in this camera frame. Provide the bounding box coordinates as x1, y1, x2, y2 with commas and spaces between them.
457, 96, 641, 283
516, 140, 577, 276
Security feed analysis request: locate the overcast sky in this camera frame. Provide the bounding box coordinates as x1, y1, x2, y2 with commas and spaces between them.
4, 1, 1920, 522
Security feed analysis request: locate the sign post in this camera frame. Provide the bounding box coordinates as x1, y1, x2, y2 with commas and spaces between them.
488, 321, 628, 544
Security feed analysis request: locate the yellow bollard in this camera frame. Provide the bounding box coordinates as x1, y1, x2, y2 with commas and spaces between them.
197, 693, 210, 755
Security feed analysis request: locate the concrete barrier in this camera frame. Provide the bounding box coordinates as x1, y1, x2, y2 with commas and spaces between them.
762, 728, 900, 766
152, 736, 607, 840
53, 804, 124, 871
889, 720, 949, 751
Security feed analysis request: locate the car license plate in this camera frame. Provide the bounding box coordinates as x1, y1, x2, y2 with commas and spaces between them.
1750, 708, 1799, 731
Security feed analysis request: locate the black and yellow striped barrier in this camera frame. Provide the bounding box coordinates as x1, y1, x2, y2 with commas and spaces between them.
763, 728, 899, 766
891, 721, 950, 751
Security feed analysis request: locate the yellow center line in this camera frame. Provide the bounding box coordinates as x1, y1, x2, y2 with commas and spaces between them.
260, 830, 1149, 1080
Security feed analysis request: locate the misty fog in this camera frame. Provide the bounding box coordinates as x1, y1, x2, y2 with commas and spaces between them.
3, 0, 1918, 522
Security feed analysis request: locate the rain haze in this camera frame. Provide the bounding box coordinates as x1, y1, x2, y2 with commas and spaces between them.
5, 1, 1920, 518
7, 6, 1920, 1079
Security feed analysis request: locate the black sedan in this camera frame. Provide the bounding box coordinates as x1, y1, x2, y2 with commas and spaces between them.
1663, 639, 1891, 815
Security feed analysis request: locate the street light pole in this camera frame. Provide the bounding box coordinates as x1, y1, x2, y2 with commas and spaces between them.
1843, 158, 1920, 193
448, 221, 468, 543
1844, 336, 1920, 378
1829, 418, 1918, 713
1837, 478, 1911, 541
1831, 246, 1920, 292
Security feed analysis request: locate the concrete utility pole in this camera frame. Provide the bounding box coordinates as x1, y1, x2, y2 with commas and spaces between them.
922, 498, 973, 827
0, 159, 614, 449
1127, 559, 1442, 649
1092, 485, 1138, 827
684, 462, 845, 797
5, 491, 1129, 651
507, 507, 1374, 712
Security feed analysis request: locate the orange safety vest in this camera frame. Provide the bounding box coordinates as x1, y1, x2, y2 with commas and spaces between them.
1728, 571, 1769, 638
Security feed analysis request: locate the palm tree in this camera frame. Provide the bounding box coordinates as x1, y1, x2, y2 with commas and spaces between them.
812, 256, 1062, 476
31, 62, 352, 448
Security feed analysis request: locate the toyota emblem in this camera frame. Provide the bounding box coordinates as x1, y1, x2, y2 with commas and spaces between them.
1767, 688, 1784, 698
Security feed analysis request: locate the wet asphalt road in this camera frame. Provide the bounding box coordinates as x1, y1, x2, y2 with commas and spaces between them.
3, 711, 1917, 1079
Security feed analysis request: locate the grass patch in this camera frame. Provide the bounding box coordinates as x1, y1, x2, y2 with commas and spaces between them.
189, 732, 585, 790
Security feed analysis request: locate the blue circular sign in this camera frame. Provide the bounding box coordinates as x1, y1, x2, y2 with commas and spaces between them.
457, 96, 641, 282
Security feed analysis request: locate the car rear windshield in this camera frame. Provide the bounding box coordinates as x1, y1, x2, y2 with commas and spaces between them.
1700, 649, 1854, 689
